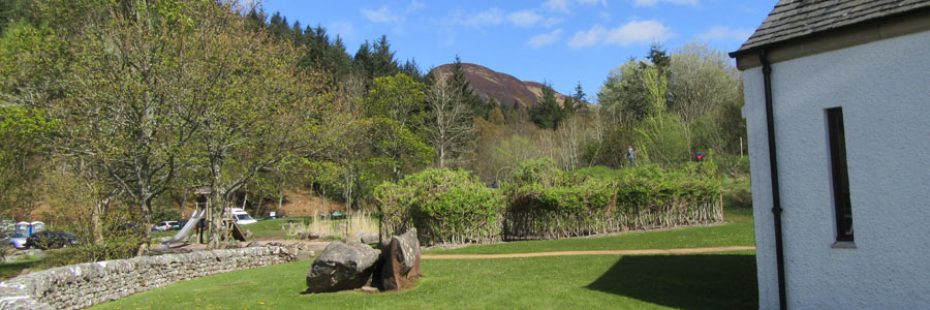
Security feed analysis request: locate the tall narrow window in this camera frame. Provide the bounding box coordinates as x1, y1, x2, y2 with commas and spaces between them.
827, 107, 853, 242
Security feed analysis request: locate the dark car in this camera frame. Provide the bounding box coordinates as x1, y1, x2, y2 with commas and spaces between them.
25, 231, 79, 250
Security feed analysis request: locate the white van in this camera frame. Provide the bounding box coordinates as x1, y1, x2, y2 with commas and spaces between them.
227, 208, 257, 225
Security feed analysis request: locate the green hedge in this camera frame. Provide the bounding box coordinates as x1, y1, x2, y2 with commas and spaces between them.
376, 162, 724, 245
375, 169, 503, 245
504, 161, 723, 240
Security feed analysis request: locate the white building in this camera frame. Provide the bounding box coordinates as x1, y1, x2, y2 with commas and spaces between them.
730, 1, 930, 309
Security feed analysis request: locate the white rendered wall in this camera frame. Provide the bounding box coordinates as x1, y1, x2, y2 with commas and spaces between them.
742, 29, 930, 309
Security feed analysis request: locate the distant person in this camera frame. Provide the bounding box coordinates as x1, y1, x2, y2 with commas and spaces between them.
627, 146, 635, 167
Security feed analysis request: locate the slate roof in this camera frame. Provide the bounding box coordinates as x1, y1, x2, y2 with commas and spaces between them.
732, 0, 930, 55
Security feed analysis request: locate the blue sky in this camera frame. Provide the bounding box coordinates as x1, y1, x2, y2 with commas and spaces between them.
262, 0, 773, 101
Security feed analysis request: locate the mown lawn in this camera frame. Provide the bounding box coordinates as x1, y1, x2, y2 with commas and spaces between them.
0, 257, 41, 280
427, 207, 754, 255
151, 217, 310, 241
94, 207, 757, 310
93, 253, 756, 310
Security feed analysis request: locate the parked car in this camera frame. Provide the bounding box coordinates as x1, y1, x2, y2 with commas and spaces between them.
227, 208, 257, 225
25, 231, 79, 250
153, 221, 179, 232
9, 232, 29, 249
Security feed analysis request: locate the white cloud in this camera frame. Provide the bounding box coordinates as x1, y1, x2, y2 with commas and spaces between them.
528, 29, 564, 48
509, 10, 543, 28
569, 20, 673, 48
578, 0, 609, 5
545, 0, 608, 13
328, 21, 356, 40
407, 0, 425, 12
698, 26, 752, 42
361, 6, 401, 24
633, 0, 698, 7
544, 0, 571, 12
360, 1, 425, 24
508, 10, 562, 28
454, 8, 504, 28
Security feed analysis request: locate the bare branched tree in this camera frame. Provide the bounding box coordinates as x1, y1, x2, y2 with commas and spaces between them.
426, 78, 473, 168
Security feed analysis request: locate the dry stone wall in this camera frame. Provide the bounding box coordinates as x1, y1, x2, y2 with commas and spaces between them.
0, 246, 294, 310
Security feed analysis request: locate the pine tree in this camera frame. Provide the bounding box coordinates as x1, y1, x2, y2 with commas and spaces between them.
244, 7, 265, 31
291, 21, 304, 45
401, 58, 422, 81
572, 82, 587, 103
449, 56, 491, 118
647, 42, 670, 74
562, 96, 576, 115
354, 40, 372, 77
529, 83, 565, 129
371, 35, 399, 78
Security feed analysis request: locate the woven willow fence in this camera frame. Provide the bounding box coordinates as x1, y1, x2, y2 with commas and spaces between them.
503, 179, 723, 241
376, 169, 503, 246
377, 163, 724, 245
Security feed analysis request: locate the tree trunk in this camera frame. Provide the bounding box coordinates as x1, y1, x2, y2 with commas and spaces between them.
91, 197, 109, 245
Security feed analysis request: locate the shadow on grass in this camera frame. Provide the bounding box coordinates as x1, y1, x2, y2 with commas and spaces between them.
587, 254, 757, 309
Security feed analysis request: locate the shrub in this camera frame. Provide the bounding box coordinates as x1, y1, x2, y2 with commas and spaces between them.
39, 236, 139, 269
510, 158, 565, 187
376, 169, 503, 245
505, 162, 723, 240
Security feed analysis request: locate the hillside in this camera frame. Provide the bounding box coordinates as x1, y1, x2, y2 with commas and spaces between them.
431, 63, 575, 109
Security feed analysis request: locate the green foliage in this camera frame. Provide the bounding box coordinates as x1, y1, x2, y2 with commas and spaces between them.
39, 237, 139, 269
366, 117, 434, 180
365, 73, 428, 132
0, 0, 33, 35
376, 169, 503, 245
354, 35, 400, 81
529, 83, 566, 129
152, 209, 181, 223
647, 42, 670, 73
509, 158, 565, 187
505, 162, 723, 240
0, 21, 68, 99
0, 106, 56, 217
598, 60, 652, 125
635, 113, 690, 167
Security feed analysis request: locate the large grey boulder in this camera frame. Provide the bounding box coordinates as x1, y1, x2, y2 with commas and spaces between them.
379, 228, 421, 291
306, 242, 381, 293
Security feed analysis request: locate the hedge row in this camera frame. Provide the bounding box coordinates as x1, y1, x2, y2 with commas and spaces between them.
375, 161, 723, 245
375, 169, 503, 245
505, 161, 723, 240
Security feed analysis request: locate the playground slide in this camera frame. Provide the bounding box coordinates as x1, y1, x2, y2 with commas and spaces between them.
161, 208, 206, 246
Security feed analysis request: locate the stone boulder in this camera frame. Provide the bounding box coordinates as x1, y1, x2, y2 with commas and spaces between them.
356, 232, 380, 245
306, 242, 381, 293
379, 228, 421, 291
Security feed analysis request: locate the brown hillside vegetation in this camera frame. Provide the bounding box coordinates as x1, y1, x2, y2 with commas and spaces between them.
276, 190, 346, 217
432, 63, 574, 109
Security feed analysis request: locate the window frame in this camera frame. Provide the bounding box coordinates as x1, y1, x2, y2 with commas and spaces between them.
826, 107, 854, 243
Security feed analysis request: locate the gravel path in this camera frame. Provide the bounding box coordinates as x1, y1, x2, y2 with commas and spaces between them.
421, 246, 755, 260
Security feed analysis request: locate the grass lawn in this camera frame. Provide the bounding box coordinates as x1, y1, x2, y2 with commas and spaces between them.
242, 218, 304, 240
427, 207, 754, 255
0, 257, 42, 280
94, 206, 757, 309
93, 253, 756, 309
151, 217, 310, 241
